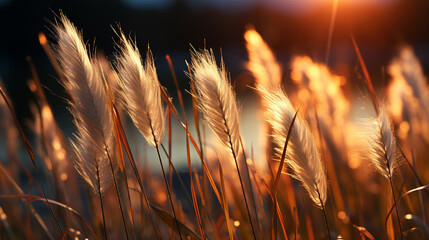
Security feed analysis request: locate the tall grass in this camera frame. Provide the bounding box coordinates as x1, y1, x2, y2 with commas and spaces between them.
0, 15, 428, 240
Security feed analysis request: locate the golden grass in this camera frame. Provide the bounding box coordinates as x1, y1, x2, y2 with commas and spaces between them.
0, 16, 428, 240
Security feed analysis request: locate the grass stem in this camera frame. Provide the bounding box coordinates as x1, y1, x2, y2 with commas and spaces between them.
317, 188, 331, 240
106, 148, 130, 240
388, 175, 404, 240
149, 119, 183, 240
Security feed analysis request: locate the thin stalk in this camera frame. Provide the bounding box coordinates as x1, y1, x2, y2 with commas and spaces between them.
106, 148, 130, 240
383, 149, 403, 240
225, 127, 257, 239
324, 0, 339, 65
113, 105, 162, 240
411, 150, 427, 225
213, 91, 256, 239
0, 87, 65, 239
239, 139, 261, 239
149, 121, 183, 240
293, 206, 297, 240
317, 187, 331, 240
167, 56, 205, 239
168, 107, 174, 193
160, 144, 194, 209
96, 169, 108, 240
387, 173, 404, 240
397, 145, 426, 189
161, 139, 205, 238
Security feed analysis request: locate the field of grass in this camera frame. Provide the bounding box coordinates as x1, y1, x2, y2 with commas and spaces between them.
0, 13, 428, 240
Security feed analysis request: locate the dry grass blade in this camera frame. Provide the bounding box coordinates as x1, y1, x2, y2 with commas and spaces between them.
188, 63, 210, 223
150, 203, 202, 240
350, 33, 379, 115
166, 55, 205, 239
273, 109, 299, 192
0, 86, 65, 238
352, 225, 375, 240
271, 109, 297, 240
158, 76, 222, 206
218, 159, 237, 240
104, 70, 136, 240
403, 214, 429, 238
0, 194, 99, 240
0, 87, 36, 167
113, 104, 162, 240
0, 163, 54, 240
260, 178, 288, 240
385, 185, 429, 230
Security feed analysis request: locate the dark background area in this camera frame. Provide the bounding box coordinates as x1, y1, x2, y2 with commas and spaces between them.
1, 0, 429, 134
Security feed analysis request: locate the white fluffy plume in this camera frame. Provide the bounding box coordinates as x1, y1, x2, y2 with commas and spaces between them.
115, 33, 165, 147
55, 16, 117, 194
190, 49, 241, 154
244, 28, 282, 89
365, 109, 401, 179
259, 87, 327, 207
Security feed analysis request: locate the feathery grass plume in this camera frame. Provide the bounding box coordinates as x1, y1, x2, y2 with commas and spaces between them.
290, 56, 349, 130
365, 108, 402, 179
387, 47, 429, 143
116, 33, 183, 240
244, 28, 282, 172
190, 49, 258, 239
391, 46, 429, 112
244, 28, 282, 89
115, 33, 165, 147
259, 87, 327, 207
387, 70, 427, 142
54, 16, 117, 194
190, 49, 241, 154
363, 107, 404, 239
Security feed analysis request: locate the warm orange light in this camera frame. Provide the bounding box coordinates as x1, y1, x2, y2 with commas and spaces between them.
53, 139, 61, 150
42, 105, 54, 121
398, 121, 410, 140
244, 29, 262, 45
337, 211, 350, 224
27, 80, 37, 92
60, 173, 68, 181
233, 220, 240, 227
56, 150, 65, 160
38, 32, 47, 45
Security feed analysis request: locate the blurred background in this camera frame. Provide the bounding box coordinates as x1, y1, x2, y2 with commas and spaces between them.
1, 0, 429, 167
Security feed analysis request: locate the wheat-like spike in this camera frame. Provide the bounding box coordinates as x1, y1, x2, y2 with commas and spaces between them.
116, 33, 165, 147
55, 16, 116, 194
366, 109, 401, 179
190, 49, 241, 154
259, 87, 327, 207
244, 28, 282, 89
